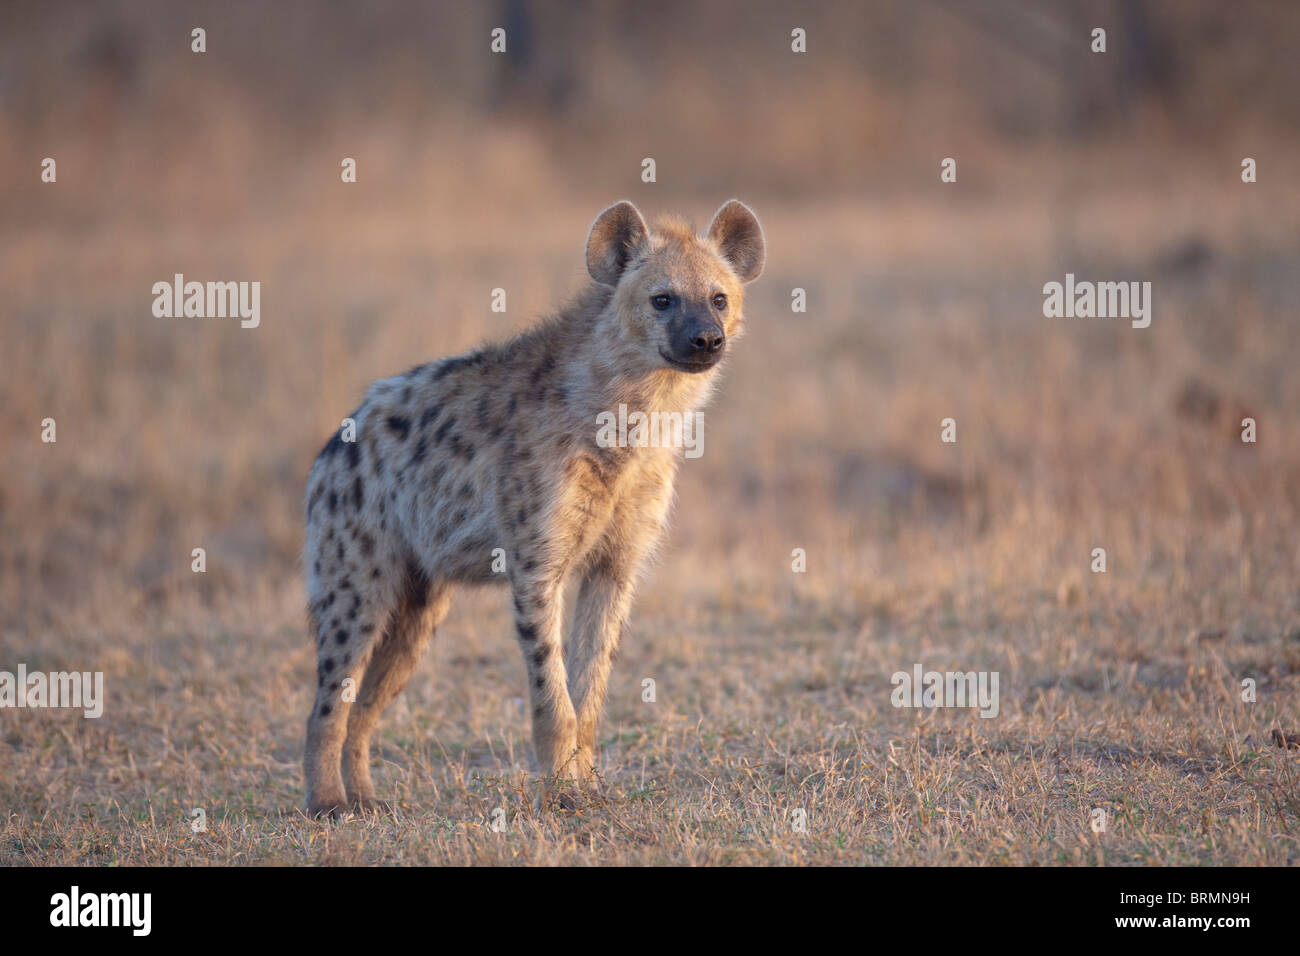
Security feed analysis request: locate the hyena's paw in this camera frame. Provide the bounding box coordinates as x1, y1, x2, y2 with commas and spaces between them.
537, 764, 599, 813
534, 781, 586, 814
554, 787, 584, 813
306, 800, 350, 822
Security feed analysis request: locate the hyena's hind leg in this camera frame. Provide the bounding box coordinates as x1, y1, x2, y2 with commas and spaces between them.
342, 566, 452, 812
304, 566, 394, 818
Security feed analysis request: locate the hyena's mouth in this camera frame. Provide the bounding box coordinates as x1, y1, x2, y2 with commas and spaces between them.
658, 349, 721, 373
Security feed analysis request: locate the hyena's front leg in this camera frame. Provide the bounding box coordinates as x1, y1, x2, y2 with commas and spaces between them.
567, 554, 638, 777
567, 479, 670, 777
510, 567, 580, 781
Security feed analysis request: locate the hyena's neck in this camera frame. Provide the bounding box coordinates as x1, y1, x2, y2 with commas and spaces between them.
565, 344, 716, 423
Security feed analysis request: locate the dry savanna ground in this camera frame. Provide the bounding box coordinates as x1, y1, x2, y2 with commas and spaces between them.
3, 168, 1298, 865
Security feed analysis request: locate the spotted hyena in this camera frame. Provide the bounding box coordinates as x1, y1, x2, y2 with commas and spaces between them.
302, 199, 764, 816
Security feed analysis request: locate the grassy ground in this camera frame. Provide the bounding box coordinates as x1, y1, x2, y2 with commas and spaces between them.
3, 176, 1298, 865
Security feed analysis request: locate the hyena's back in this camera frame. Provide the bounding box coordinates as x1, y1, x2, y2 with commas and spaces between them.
305, 305, 601, 597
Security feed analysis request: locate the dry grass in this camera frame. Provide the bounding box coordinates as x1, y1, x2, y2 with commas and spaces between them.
5, 179, 1299, 865
2, 0, 1299, 866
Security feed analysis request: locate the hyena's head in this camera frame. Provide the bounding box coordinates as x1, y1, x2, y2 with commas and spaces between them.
585, 199, 764, 375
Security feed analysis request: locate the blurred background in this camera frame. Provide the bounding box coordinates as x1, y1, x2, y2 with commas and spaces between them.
3, 0, 1298, 625
2, 0, 1299, 794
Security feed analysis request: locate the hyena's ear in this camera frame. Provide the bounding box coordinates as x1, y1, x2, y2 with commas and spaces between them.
707, 199, 765, 282
586, 200, 649, 286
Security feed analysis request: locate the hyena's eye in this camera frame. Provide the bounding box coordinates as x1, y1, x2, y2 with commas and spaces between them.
712, 293, 727, 310
651, 294, 672, 311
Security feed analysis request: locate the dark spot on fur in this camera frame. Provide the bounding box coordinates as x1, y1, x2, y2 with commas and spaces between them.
402, 560, 433, 611
359, 533, 375, 557
532, 644, 552, 668
401, 385, 412, 404
318, 431, 344, 460
322, 657, 335, 673
410, 437, 428, 466
527, 351, 558, 402
387, 416, 411, 441
432, 353, 484, 381
351, 476, 364, 510
328, 491, 338, 514
320, 703, 332, 716
517, 622, 537, 643
530, 352, 555, 386
595, 444, 630, 474
419, 405, 440, 430
345, 440, 360, 470
336, 629, 347, 644
433, 418, 456, 445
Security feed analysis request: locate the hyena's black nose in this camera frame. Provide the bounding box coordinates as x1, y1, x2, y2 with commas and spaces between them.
690, 325, 725, 354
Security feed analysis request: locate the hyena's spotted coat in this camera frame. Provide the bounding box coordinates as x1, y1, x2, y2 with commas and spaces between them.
302, 199, 764, 816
